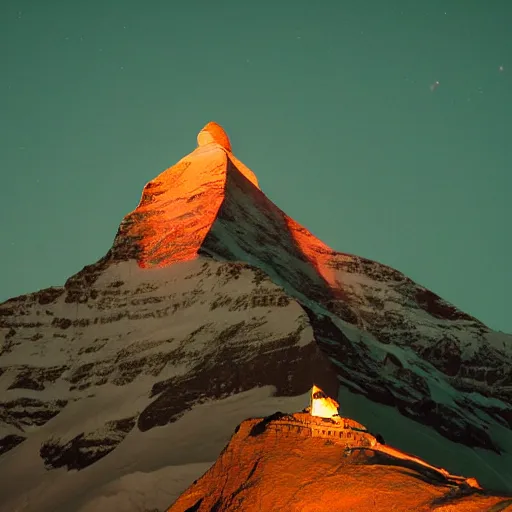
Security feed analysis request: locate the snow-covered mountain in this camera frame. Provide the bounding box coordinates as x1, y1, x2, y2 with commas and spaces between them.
0, 122, 510, 512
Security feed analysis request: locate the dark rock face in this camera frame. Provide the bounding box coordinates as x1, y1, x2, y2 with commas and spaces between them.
35, 288, 65, 306
302, 307, 501, 453
419, 336, 462, 377
0, 434, 26, 456
0, 398, 68, 429
7, 365, 67, 391
413, 288, 477, 322
40, 416, 137, 470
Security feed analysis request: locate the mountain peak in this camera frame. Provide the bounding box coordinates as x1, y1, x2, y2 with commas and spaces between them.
197, 121, 232, 151
105, 122, 269, 269
1, 122, 512, 512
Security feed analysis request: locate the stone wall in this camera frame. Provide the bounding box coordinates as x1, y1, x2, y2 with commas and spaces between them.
266, 415, 376, 448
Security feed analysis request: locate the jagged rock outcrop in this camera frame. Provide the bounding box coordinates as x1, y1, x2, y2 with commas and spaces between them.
0, 122, 510, 512
40, 416, 137, 470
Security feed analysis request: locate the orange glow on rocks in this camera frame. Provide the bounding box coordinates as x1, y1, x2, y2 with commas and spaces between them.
197, 121, 232, 152
283, 215, 343, 297
168, 412, 506, 512
115, 121, 264, 269
118, 147, 227, 268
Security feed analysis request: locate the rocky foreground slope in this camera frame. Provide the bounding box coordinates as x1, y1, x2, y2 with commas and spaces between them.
168, 410, 512, 512
0, 122, 511, 511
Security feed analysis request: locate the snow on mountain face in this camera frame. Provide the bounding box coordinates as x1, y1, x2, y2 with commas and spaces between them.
0, 259, 338, 511
0, 122, 511, 511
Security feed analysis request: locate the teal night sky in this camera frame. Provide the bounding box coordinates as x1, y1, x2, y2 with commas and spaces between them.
2, 1, 511, 332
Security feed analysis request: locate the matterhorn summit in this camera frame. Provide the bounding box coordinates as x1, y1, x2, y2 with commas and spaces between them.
0, 122, 511, 512
109, 121, 260, 268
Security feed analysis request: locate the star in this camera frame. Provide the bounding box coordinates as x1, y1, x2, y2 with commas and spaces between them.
430, 80, 440, 91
